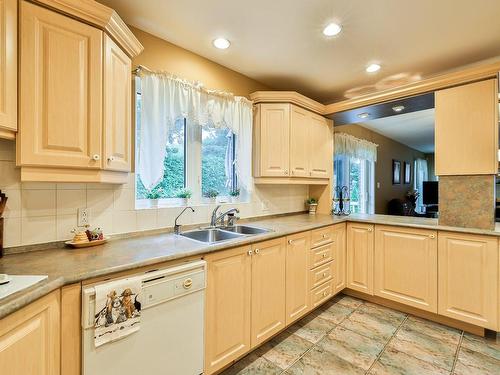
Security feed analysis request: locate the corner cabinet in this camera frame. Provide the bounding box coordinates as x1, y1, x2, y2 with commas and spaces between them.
0, 0, 17, 139
252, 97, 332, 184
0, 290, 61, 375
17, 0, 141, 183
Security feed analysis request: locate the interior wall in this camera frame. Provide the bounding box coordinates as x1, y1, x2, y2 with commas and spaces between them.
335, 124, 425, 214
0, 28, 308, 248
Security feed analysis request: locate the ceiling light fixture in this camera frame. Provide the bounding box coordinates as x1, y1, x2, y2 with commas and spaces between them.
358, 112, 370, 119
366, 63, 381, 73
392, 105, 405, 113
323, 23, 342, 37
213, 38, 230, 49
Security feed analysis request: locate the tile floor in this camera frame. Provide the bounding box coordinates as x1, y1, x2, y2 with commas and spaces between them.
222, 294, 500, 375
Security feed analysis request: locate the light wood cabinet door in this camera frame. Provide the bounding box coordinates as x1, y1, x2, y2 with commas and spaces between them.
309, 113, 331, 178
19, 1, 103, 169
438, 232, 498, 330
290, 105, 310, 177
255, 103, 290, 177
347, 222, 374, 295
0, 0, 17, 135
285, 231, 310, 325
205, 246, 252, 375
0, 290, 60, 375
374, 225, 438, 312
435, 79, 498, 175
104, 35, 132, 172
251, 238, 286, 347
333, 223, 347, 294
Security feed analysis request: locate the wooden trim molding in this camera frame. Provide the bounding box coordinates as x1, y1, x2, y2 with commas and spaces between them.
325, 58, 500, 114
254, 177, 330, 185
0, 128, 15, 140
29, 0, 144, 57
20, 166, 129, 183
250, 91, 326, 115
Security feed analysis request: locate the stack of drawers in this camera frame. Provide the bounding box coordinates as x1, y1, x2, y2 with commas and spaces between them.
308, 226, 335, 309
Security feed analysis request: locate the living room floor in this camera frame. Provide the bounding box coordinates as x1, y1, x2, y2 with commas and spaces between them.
222, 294, 500, 375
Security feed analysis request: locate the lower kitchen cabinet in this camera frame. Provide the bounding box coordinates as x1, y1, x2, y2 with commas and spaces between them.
332, 223, 347, 294
251, 238, 286, 347
347, 222, 374, 295
285, 232, 310, 325
438, 232, 498, 330
204, 246, 252, 375
0, 290, 60, 375
374, 225, 438, 312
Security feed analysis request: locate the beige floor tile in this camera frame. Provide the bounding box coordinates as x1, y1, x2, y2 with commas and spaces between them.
317, 300, 355, 324
331, 294, 364, 309
287, 346, 365, 375
221, 352, 282, 375
461, 332, 500, 361
286, 313, 334, 343
454, 346, 500, 375
403, 316, 461, 345
369, 347, 450, 375
259, 331, 313, 370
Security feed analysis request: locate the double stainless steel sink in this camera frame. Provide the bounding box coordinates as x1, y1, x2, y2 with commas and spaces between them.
180, 225, 272, 244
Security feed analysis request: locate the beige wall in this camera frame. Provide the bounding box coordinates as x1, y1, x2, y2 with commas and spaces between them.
131, 26, 270, 97
335, 124, 425, 214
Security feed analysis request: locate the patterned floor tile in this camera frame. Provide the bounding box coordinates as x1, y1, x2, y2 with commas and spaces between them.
368, 347, 450, 375
319, 325, 385, 370
287, 345, 365, 375
340, 303, 405, 342
403, 316, 461, 345
286, 313, 334, 344
221, 352, 282, 375
460, 332, 500, 361
258, 331, 313, 370
387, 318, 459, 370
316, 300, 355, 325
453, 346, 500, 375
331, 294, 364, 309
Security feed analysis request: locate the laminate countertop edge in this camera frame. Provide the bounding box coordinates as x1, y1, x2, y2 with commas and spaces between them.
1, 213, 500, 319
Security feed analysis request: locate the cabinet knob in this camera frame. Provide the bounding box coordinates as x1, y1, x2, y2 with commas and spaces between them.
247, 250, 253, 256
323, 291, 328, 296
322, 234, 327, 238
322, 253, 327, 258
368, 228, 372, 232
322, 272, 327, 277
183, 278, 193, 289
92, 154, 100, 161
288, 239, 293, 245
429, 234, 435, 239
284, 170, 288, 175
255, 248, 260, 254
107, 156, 115, 162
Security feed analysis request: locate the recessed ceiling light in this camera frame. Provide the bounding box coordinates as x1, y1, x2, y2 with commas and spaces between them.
213, 38, 230, 49
358, 112, 370, 119
392, 105, 405, 113
323, 23, 342, 37
366, 63, 381, 73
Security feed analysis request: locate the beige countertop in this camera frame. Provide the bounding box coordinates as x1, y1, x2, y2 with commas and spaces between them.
1, 213, 500, 319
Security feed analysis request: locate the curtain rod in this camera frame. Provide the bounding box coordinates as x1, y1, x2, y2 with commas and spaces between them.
132, 65, 154, 75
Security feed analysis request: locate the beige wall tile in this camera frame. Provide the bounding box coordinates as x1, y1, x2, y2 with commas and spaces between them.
137, 209, 158, 231
3, 217, 21, 247
112, 210, 137, 234
114, 188, 136, 211
87, 189, 114, 213
56, 189, 86, 215
56, 214, 77, 241
2, 189, 21, 218
57, 183, 86, 190
22, 190, 56, 217
21, 182, 56, 190
91, 210, 113, 234
0, 161, 20, 190
21, 216, 57, 245
0, 139, 15, 161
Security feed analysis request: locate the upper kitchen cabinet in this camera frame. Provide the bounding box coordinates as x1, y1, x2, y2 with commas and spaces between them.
0, 0, 17, 139
251, 91, 332, 184
435, 79, 498, 175
17, 0, 143, 183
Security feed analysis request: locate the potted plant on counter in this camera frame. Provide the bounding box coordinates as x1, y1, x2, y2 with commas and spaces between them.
175, 188, 192, 206
204, 189, 219, 204
146, 187, 164, 208
229, 188, 240, 203
306, 198, 318, 215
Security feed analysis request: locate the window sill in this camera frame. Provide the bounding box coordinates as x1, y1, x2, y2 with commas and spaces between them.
135, 197, 248, 210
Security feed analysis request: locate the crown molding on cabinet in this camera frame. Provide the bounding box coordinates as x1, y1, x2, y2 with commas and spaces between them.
324, 58, 500, 115
250, 91, 326, 115
29, 0, 144, 57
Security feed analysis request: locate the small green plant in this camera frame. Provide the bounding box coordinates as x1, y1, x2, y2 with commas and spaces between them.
229, 188, 240, 197
175, 188, 192, 199
146, 187, 164, 200
204, 189, 219, 199
306, 198, 318, 205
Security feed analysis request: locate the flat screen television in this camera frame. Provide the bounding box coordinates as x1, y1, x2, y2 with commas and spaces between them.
422, 181, 438, 205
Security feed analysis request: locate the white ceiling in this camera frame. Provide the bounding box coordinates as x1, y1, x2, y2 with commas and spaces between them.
360, 109, 435, 153
99, 0, 500, 103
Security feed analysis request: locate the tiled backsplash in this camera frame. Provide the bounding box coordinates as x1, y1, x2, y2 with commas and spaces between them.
0, 139, 309, 247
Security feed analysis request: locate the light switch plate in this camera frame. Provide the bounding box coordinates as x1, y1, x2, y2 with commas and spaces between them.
78, 208, 90, 227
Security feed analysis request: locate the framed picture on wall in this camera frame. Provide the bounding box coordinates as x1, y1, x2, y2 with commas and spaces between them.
404, 162, 411, 184
392, 160, 401, 184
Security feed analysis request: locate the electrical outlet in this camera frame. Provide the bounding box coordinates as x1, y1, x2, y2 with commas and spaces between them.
78, 208, 90, 227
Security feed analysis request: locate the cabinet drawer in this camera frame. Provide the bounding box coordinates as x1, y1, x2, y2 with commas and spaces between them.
310, 280, 333, 309
311, 226, 335, 248
310, 243, 334, 269
309, 261, 334, 290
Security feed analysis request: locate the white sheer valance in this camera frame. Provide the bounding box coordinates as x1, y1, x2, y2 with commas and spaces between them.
137, 68, 253, 191
334, 132, 378, 162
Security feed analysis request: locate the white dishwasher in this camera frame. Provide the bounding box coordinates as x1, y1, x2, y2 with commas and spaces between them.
82, 260, 206, 375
